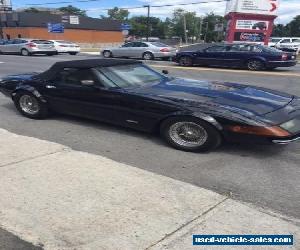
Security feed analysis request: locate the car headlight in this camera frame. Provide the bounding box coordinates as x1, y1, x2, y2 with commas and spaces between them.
280, 118, 300, 134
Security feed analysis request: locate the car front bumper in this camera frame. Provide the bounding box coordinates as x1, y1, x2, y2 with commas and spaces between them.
272, 135, 300, 144
152, 51, 177, 58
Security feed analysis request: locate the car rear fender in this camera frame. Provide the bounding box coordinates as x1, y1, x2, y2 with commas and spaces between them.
12, 85, 47, 103
246, 56, 267, 64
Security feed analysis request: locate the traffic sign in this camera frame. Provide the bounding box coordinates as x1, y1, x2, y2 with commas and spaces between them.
121, 23, 132, 31
48, 23, 64, 33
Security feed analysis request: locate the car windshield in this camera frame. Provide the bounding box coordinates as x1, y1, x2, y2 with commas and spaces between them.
56, 40, 73, 44
262, 46, 282, 53
270, 38, 281, 43
31, 40, 53, 44
150, 42, 169, 47
96, 64, 165, 88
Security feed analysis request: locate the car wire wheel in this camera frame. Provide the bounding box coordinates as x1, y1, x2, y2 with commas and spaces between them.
169, 122, 208, 147
14, 92, 48, 119
103, 51, 112, 58
160, 117, 222, 152
143, 52, 154, 60
179, 56, 193, 66
21, 49, 30, 56
247, 60, 264, 71
19, 95, 40, 115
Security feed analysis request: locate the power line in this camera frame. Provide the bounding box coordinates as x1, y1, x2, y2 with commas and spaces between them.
27, 0, 229, 8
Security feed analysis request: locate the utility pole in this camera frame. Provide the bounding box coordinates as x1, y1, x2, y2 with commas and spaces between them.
183, 12, 188, 44
144, 5, 150, 41
204, 21, 209, 43
198, 17, 203, 42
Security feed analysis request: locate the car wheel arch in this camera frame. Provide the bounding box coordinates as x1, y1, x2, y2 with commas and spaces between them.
12, 86, 47, 104
155, 113, 223, 133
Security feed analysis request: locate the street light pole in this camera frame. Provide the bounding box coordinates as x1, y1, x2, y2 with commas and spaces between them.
144, 5, 150, 41
198, 17, 203, 42
183, 12, 188, 44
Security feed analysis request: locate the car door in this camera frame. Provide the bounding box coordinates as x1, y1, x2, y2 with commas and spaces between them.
113, 42, 134, 57
43, 68, 117, 122
132, 42, 149, 58
1, 40, 14, 53
11, 39, 26, 53
196, 45, 227, 66
223, 44, 250, 66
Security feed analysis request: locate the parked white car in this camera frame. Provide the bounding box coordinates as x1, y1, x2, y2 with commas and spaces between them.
269, 37, 300, 54
50, 40, 80, 55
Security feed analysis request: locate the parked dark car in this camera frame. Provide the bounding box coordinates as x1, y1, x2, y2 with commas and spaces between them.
175, 43, 297, 70
1, 59, 300, 152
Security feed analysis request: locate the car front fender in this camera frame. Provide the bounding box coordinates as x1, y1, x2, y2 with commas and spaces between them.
12, 85, 47, 103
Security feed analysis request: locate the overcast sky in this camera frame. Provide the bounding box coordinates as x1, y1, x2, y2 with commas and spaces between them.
13, 0, 300, 24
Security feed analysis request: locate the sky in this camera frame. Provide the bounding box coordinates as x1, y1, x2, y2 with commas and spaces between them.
11, 0, 300, 24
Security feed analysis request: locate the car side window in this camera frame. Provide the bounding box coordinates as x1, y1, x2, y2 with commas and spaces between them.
206, 46, 226, 52
280, 39, 291, 43
122, 43, 133, 48
139, 43, 149, 47
56, 68, 99, 86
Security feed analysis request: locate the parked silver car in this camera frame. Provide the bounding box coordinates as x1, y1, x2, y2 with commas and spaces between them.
0, 39, 57, 56
102, 41, 177, 60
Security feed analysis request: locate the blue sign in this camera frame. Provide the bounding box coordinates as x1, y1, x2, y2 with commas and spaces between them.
48, 23, 64, 33
121, 23, 132, 31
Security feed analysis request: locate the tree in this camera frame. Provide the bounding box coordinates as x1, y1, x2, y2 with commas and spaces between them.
129, 16, 166, 38
58, 5, 86, 16
287, 15, 300, 37
101, 7, 129, 21
24, 7, 40, 13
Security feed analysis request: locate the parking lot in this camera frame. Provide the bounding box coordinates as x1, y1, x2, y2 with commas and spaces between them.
0, 54, 300, 248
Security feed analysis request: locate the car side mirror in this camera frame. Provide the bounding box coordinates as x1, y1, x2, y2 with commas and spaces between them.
162, 70, 169, 75
81, 80, 95, 86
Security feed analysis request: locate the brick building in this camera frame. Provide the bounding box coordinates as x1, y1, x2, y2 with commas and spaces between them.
0, 12, 123, 44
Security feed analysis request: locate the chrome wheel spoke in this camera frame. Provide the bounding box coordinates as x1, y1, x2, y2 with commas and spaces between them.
19, 95, 39, 115
169, 122, 208, 148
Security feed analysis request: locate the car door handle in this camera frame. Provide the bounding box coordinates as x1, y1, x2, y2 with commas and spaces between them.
46, 85, 56, 89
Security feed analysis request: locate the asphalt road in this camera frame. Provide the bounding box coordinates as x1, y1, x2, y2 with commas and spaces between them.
0, 54, 300, 248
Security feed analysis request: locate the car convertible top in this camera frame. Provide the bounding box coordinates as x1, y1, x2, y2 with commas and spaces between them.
36, 59, 142, 80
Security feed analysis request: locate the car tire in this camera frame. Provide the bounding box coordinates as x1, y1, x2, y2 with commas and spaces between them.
103, 50, 112, 58
69, 52, 78, 55
160, 116, 222, 152
179, 56, 193, 66
247, 59, 265, 71
14, 91, 48, 119
21, 49, 31, 56
142, 52, 154, 60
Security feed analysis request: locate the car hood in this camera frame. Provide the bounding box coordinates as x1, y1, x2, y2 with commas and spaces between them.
131, 78, 293, 116
1, 73, 38, 82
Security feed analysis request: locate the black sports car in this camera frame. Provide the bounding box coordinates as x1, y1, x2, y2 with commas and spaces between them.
1, 59, 300, 152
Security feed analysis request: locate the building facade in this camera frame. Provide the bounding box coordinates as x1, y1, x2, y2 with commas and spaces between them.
0, 12, 123, 44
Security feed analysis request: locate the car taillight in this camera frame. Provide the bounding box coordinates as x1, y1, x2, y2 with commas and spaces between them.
281, 53, 288, 60
160, 48, 170, 52
27, 43, 37, 48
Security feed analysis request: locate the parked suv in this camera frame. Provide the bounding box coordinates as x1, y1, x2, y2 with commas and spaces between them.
0, 39, 57, 56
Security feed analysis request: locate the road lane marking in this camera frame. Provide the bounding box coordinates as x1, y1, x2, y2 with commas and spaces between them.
0, 62, 4, 64
151, 65, 300, 77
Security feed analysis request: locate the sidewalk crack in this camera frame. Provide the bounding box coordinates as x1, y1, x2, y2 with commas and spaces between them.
145, 196, 229, 250
0, 148, 69, 169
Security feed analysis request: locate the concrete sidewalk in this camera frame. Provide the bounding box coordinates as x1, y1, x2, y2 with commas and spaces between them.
0, 128, 299, 250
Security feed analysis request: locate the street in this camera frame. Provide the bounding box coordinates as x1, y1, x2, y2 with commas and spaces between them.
0, 54, 300, 248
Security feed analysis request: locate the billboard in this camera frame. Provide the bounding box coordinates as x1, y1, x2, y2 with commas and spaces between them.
226, 0, 279, 16
234, 32, 265, 42
0, 0, 12, 11
236, 20, 269, 30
